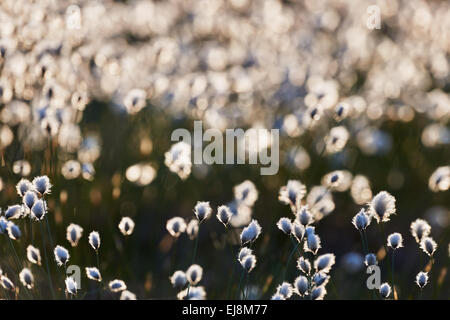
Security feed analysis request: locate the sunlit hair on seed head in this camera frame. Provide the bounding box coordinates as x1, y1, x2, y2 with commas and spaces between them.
387, 232, 403, 250
311, 286, 327, 300
276, 282, 293, 299
186, 219, 199, 240
277, 217, 292, 235
410, 219, 431, 243
19, 268, 34, 289
65, 276, 78, 295
54, 245, 70, 266
352, 208, 371, 231
194, 201, 212, 222
88, 231, 101, 251
240, 254, 257, 273
32, 175, 52, 197
7, 221, 21, 240
23, 191, 37, 211
31, 199, 47, 221
16, 179, 33, 197
240, 219, 262, 245
5, 205, 23, 220
118, 217, 135, 236
415, 271, 429, 289
66, 223, 83, 247
420, 237, 437, 257
109, 279, 127, 292
297, 256, 312, 275
368, 191, 396, 223
293, 275, 309, 297
0, 274, 15, 291
177, 286, 206, 300
314, 253, 336, 274
120, 290, 137, 300
27, 245, 42, 265
85, 267, 102, 282
170, 270, 187, 289
166, 217, 187, 238
278, 180, 306, 208
216, 205, 232, 227
186, 264, 203, 285
379, 283, 391, 299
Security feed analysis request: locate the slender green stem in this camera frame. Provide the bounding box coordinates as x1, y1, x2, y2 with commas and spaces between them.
186, 223, 201, 298
96, 250, 100, 270
282, 237, 301, 281
391, 250, 395, 299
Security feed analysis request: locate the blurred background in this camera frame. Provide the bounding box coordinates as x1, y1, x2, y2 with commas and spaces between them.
0, 0, 448, 299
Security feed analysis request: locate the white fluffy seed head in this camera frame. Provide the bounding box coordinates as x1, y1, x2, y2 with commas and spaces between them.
311, 286, 327, 300
66, 223, 83, 247
410, 219, 431, 243
120, 290, 137, 300
277, 217, 292, 235
234, 180, 258, 207
415, 272, 429, 289
297, 257, 311, 275
177, 286, 206, 300
109, 279, 127, 292
293, 275, 309, 296
292, 221, 305, 242
420, 237, 437, 257
314, 253, 336, 274
16, 179, 32, 197
276, 282, 293, 299
240, 219, 262, 245
65, 277, 78, 295
364, 253, 377, 267
304, 233, 321, 255
186, 219, 199, 240
278, 180, 306, 207
379, 283, 391, 299
166, 217, 187, 237
216, 205, 232, 226
296, 205, 314, 226
118, 217, 135, 236
85, 267, 102, 282
54, 245, 70, 266
387, 233, 403, 250
368, 191, 396, 223
240, 254, 257, 273
88, 231, 101, 251
32, 175, 52, 196
170, 270, 187, 288
186, 264, 203, 285
19, 268, 34, 289
352, 209, 371, 230
194, 201, 212, 222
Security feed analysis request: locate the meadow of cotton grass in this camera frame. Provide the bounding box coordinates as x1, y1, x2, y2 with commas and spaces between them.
0, 0, 448, 301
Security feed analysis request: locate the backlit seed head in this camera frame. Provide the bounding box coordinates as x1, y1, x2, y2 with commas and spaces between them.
88, 231, 101, 251
292, 221, 305, 242
0, 217, 7, 234
415, 272, 429, 289
109, 279, 127, 292
186, 264, 203, 285
240, 219, 262, 245
120, 290, 137, 300
428, 166, 450, 192
166, 217, 187, 237
23, 191, 37, 211
420, 237, 437, 257
312, 273, 330, 287
186, 219, 199, 240
19, 268, 34, 289
194, 201, 212, 222
277, 217, 292, 235
352, 209, 371, 230
16, 179, 33, 197
271, 293, 285, 300
170, 270, 187, 289
410, 219, 431, 243
387, 233, 403, 250
0, 275, 15, 291
296, 205, 314, 226
364, 253, 377, 267
297, 257, 311, 275
334, 102, 350, 121
65, 277, 78, 295
323, 170, 344, 189
240, 254, 257, 273
379, 283, 391, 299
325, 126, 349, 154
7, 222, 21, 240
27, 245, 41, 265
5, 205, 23, 220
118, 217, 135, 236
85, 267, 102, 282
32, 175, 52, 196
234, 180, 258, 207
293, 275, 309, 296
278, 180, 306, 207
54, 245, 70, 266
216, 205, 232, 226
368, 191, 396, 223
314, 253, 336, 274
238, 247, 253, 262
311, 286, 327, 300
66, 223, 83, 247
304, 233, 321, 255
177, 286, 206, 300
276, 282, 293, 299
31, 200, 47, 221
